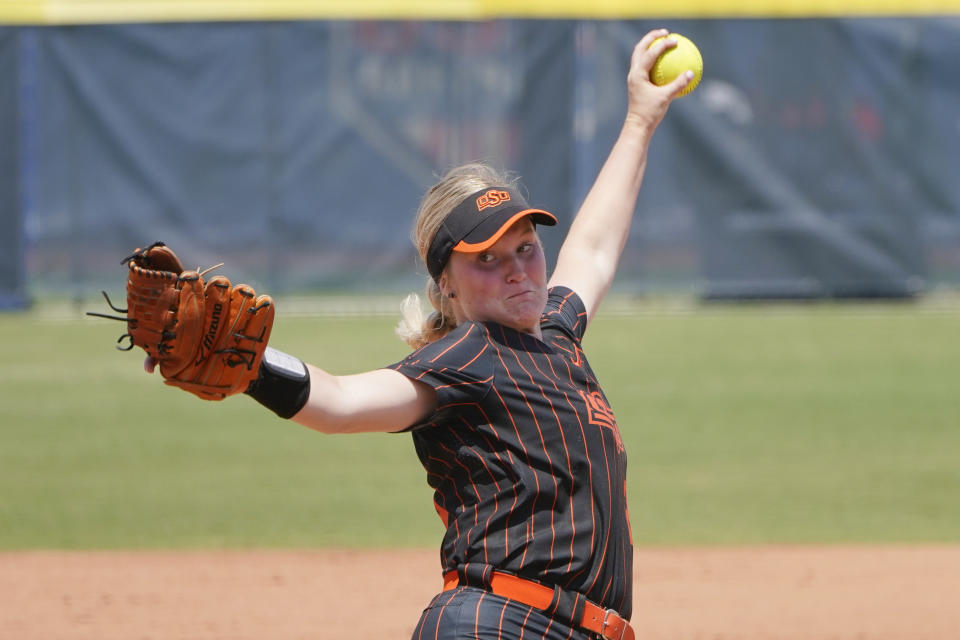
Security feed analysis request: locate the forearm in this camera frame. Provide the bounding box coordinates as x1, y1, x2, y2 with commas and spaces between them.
246, 351, 435, 434
288, 365, 370, 435
285, 365, 353, 434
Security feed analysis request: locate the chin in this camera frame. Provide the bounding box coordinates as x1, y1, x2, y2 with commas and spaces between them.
508, 292, 547, 327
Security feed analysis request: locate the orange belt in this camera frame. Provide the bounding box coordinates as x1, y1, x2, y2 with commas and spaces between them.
443, 570, 635, 640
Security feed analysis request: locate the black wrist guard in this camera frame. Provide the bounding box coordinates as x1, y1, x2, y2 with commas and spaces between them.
244, 346, 310, 419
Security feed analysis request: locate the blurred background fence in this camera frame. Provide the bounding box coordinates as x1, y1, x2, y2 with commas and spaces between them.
1, 8, 959, 308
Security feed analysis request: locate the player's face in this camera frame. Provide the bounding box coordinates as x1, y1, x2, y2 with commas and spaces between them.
445, 218, 548, 338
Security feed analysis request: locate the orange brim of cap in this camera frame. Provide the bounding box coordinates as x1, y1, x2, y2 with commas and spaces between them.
452, 209, 557, 253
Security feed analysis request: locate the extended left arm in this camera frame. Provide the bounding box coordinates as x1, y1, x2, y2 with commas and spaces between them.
549, 29, 693, 322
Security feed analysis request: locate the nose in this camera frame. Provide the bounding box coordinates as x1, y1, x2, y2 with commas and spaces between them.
503, 255, 526, 283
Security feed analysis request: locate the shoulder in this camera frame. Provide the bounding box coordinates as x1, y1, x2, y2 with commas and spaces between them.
540, 286, 588, 342
398, 321, 491, 369
388, 322, 494, 431
389, 321, 493, 386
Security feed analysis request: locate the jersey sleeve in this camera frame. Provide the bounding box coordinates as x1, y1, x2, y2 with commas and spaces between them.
388, 321, 493, 430
540, 286, 588, 342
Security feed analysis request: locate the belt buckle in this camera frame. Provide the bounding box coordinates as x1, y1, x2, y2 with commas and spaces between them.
600, 609, 625, 640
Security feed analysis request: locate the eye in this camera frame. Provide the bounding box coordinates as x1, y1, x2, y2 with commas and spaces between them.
477, 252, 496, 264
517, 242, 534, 254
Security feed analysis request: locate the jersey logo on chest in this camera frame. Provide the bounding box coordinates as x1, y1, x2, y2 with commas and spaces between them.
578, 389, 625, 453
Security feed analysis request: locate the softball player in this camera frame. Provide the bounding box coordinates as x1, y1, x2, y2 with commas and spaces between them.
241, 29, 691, 639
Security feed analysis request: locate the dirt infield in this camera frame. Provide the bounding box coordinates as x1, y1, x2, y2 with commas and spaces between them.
2, 546, 958, 640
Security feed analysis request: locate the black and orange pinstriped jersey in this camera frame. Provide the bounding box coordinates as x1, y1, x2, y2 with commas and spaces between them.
390, 287, 633, 617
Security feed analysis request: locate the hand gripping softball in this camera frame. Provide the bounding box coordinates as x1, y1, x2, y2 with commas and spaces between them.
88, 242, 275, 400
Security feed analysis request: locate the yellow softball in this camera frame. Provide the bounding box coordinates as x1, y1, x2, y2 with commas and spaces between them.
649, 33, 703, 97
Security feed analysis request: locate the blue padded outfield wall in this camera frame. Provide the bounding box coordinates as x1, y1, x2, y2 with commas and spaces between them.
0, 28, 27, 309
1, 18, 959, 306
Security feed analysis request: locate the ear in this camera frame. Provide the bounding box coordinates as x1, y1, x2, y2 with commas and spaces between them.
438, 274, 451, 298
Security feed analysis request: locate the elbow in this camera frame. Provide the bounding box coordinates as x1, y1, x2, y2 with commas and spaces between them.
581, 249, 620, 290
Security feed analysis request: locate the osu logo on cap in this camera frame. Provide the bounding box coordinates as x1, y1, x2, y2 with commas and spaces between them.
476, 189, 511, 212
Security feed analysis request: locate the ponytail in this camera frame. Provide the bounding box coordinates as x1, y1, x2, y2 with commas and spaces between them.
395, 280, 458, 349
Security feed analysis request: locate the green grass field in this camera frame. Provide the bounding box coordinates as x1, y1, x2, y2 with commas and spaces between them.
1, 298, 958, 550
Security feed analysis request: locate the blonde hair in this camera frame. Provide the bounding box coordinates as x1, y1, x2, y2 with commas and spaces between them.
395, 162, 519, 349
